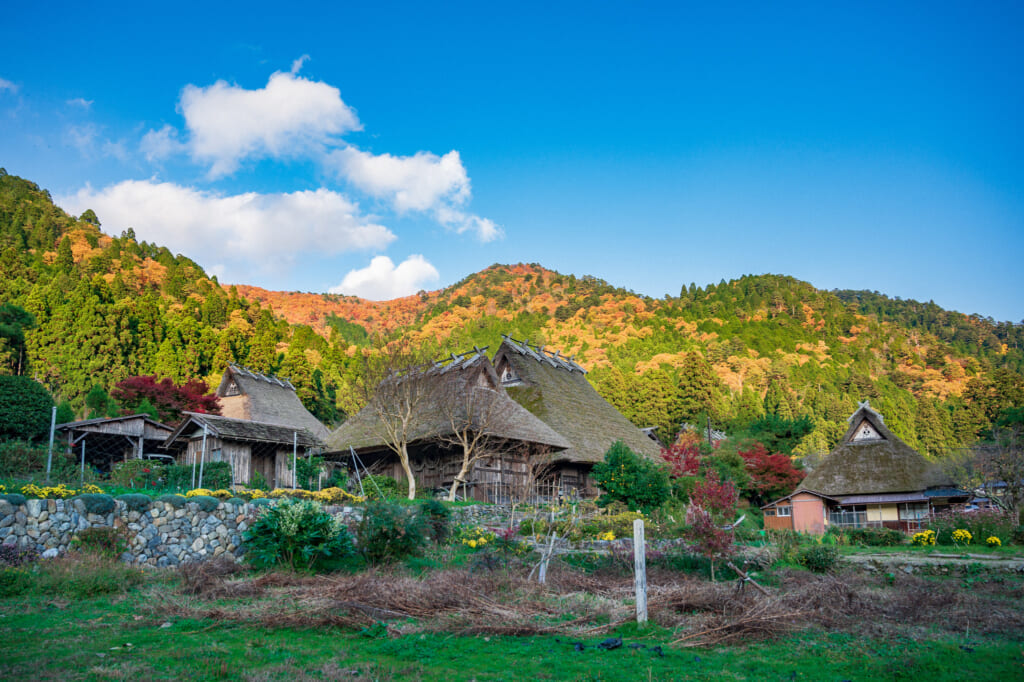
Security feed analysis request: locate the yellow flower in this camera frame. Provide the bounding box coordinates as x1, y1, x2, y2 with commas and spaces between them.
468, 539, 477, 548
986, 536, 1001, 547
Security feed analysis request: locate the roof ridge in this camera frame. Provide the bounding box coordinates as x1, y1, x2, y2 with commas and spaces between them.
500, 334, 586, 373
229, 363, 296, 390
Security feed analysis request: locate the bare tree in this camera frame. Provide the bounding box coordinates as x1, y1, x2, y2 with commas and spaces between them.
435, 383, 503, 501
359, 342, 439, 500
975, 426, 1024, 517
943, 426, 1024, 518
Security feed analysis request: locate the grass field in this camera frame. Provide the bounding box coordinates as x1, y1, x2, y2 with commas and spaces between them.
2, 548, 1023, 681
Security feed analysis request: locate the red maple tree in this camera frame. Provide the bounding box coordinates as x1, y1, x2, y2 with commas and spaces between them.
738, 442, 805, 506
112, 375, 220, 424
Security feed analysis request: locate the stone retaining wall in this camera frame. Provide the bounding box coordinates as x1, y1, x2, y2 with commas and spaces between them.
0, 497, 265, 567
0, 497, 513, 568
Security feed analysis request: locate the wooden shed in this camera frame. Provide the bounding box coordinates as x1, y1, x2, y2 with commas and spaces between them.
56, 414, 175, 472
164, 413, 322, 489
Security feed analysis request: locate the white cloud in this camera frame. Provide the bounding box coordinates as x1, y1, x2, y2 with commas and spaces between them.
329, 254, 440, 300
58, 180, 395, 279
66, 97, 93, 109
0, 78, 17, 93
65, 123, 129, 161
291, 54, 310, 74
180, 70, 361, 177
140, 124, 185, 161
327, 146, 502, 241
328, 147, 469, 212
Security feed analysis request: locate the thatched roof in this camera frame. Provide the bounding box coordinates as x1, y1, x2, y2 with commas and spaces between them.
165, 412, 323, 449
494, 336, 664, 464
216, 364, 328, 439
798, 401, 953, 496
325, 348, 571, 455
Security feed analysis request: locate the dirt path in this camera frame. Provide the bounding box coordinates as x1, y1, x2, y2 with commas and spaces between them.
844, 551, 1024, 573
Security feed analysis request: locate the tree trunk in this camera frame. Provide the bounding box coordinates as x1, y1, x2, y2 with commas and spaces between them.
400, 443, 416, 499
447, 452, 472, 502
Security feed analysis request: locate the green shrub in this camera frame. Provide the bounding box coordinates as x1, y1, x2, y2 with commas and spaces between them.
76, 494, 115, 514
115, 493, 152, 512
592, 511, 647, 538
187, 495, 221, 512
109, 460, 165, 490
250, 497, 272, 507
156, 493, 186, 508
766, 529, 804, 563
797, 545, 839, 573
72, 526, 127, 560
0, 493, 27, 506
823, 527, 849, 546
164, 461, 233, 491
360, 474, 402, 500
846, 527, 904, 547
357, 501, 429, 564
591, 440, 671, 514
244, 498, 354, 571
0, 376, 53, 441
418, 498, 452, 544
0, 440, 48, 478
326, 466, 348, 490
1012, 526, 1024, 546
247, 470, 269, 491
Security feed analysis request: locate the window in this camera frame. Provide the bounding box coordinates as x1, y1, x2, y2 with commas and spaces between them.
829, 505, 867, 527
776, 505, 792, 517
763, 509, 776, 517
898, 502, 929, 520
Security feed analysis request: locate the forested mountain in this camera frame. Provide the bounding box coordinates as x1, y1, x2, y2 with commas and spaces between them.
1, 168, 1021, 460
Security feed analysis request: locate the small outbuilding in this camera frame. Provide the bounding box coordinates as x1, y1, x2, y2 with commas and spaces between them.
56, 414, 175, 472
164, 412, 322, 489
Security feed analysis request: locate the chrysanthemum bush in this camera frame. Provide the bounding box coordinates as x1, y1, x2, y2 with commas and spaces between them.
912, 530, 937, 546
19, 483, 104, 499
928, 509, 1016, 546
952, 529, 973, 546
987, 536, 1002, 547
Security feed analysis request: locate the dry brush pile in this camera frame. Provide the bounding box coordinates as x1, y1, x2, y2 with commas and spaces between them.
155, 558, 1024, 648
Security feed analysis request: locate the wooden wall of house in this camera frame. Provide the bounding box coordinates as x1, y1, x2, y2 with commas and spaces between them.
219, 442, 251, 487
275, 448, 296, 489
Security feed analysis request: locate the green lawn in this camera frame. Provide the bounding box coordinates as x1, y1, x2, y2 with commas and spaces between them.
1, 573, 1021, 681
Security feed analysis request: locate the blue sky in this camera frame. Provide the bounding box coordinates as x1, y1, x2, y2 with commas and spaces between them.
1, 1, 1021, 320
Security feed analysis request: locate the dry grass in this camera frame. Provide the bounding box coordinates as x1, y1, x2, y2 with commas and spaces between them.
153, 559, 1024, 648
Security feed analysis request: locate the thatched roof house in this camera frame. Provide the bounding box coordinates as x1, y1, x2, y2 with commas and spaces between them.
798, 401, 953, 497
763, 401, 967, 533
494, 336, 664, 466
217, 364, 328, 440
164, 412, 323, 488
325, 347, 571, 501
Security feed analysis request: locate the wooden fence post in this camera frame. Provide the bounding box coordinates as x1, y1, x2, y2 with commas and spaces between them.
634, 518, 647, 625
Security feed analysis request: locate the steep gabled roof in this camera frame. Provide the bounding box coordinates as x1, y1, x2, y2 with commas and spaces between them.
494, 336, 664, 464
798, 401, 952, 496
325, 347, 571, 454
165, 412, 322, 449
217, 364, 328, 439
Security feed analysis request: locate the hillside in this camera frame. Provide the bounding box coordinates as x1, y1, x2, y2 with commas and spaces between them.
1, 168, 1021, 459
